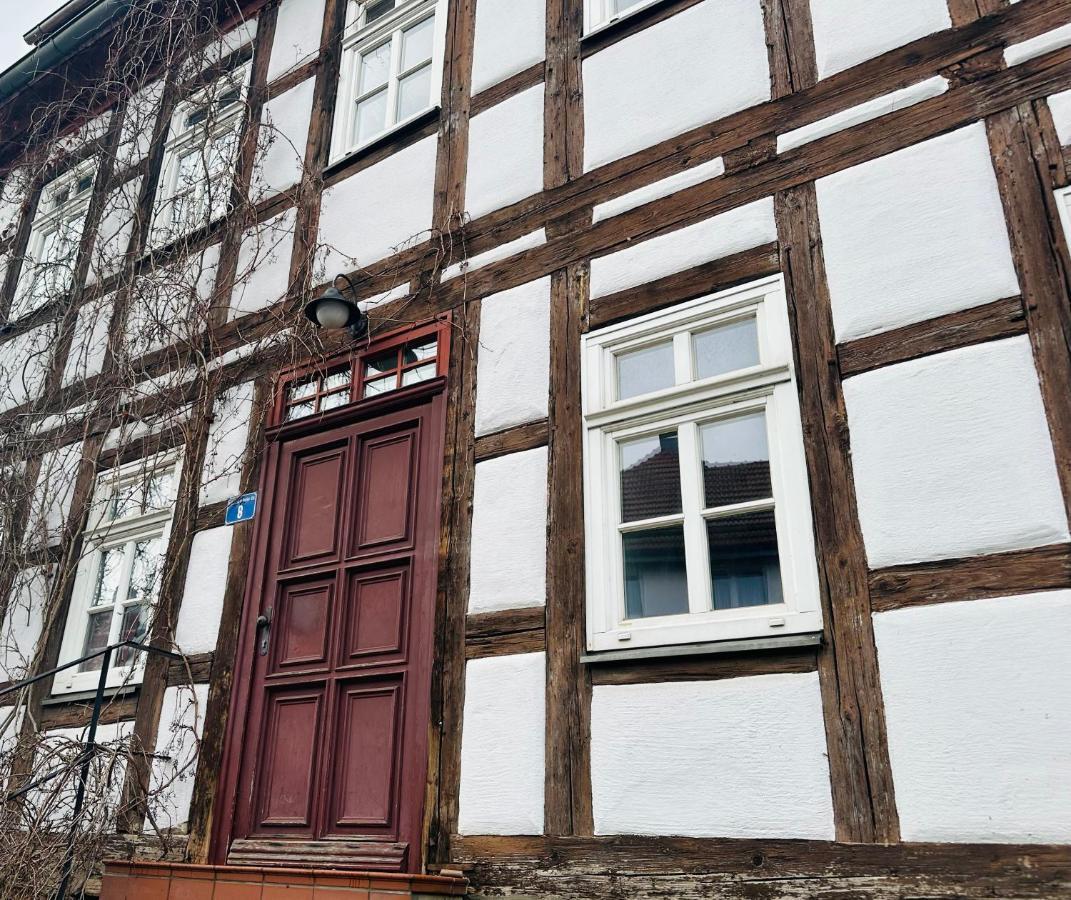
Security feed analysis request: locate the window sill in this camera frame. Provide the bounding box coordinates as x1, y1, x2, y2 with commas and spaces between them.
580, 631, 821, 665
44, 683, 139, 705
325, 106, 441, 179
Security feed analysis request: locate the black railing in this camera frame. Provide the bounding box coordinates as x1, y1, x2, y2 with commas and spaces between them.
0, 639, 183, 900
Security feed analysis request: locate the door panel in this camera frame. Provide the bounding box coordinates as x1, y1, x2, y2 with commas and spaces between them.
228, 390, 444, 872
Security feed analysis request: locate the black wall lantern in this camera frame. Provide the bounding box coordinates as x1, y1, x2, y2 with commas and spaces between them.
304, 273, 368, 341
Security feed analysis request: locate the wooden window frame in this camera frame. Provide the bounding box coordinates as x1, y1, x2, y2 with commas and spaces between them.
581, 275, 822, 653
329, 0, 448, 164
52, 449, 183, 695
272, 316, 451, 427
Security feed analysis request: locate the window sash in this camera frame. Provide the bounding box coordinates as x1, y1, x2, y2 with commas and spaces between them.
585, 0, 661, 34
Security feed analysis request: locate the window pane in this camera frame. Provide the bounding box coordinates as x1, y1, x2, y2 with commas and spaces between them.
364, 349, 396, 377
92, 548, 124, 607
128, 538, 164, 603
79, 610, 113, 672
616, 341, 674, 401
693, 317, 759, 380
400, 362, 436, 386
364, 0, 396, 23
612, 0, 646, 13
363, 375, 395, 397
289, 377, 317, 401
706, 509, 783, 610
397, 64, 432, 121
622, 526, 689, 619
700, 413, 772, 508
619, 432, 681, 523
403, 337, 436, 363
321, 390, 349, 411
116, 604, 149, 666
401, 16, 434, 70
323, 367, 352, 392
285, 400, 316, 421
355, 89, 389, 144
358, 41, 392, 94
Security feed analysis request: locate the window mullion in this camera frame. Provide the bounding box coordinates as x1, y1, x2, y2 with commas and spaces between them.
678, 421, 710, 616
386, 30, 403, 127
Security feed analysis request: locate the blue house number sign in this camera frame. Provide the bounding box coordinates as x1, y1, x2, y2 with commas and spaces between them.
225, 492, 258, 525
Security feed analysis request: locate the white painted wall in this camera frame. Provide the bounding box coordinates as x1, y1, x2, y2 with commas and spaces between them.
174, 526, 234, 655
116, 80, 164, 170
0, 322, 58, 412
145, 683, 209, 830
591, 673, 835, 837
469, 447, 548, 613
24, 441, 82, 550
470, 0, 546, 95
583, 0, 769, 170
267, 0, 326, 82
1047, 89, 1071, 146
88, 176, 142, 285
844, 337, 1069, 569
458, 652, 545, 834
466, 85, 545, 219
201, 381, 254, 505
62, 295, 114, 386
230, 207, 297, 318
441, 228, 546, 282
874, 591, 1071, 842
809, 0, 951, 79
592, 157, 725, 224
589, 198, 776, 298
255, 78, 315, 199
1004, 22, 1071, 68
318, 135, 437, 273
817, 124, 1020, 342
0, 567, 49, 682
475, 277, 550, 436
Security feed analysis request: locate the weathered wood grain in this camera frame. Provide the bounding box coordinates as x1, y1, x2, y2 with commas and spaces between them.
465, 607, 546, 659
473, 420, 549, 462
588, 646, 818, 686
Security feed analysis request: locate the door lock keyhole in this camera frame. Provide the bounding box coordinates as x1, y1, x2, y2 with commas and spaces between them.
256, 608, 273, 657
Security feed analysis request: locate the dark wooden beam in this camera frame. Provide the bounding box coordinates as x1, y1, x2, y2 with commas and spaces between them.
870, 543, 1071, 612
465, 607, 546, 659
473, 419, 549, 462
588, 645, 818, 686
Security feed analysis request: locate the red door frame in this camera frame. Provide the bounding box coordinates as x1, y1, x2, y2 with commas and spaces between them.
210, 318, 451, 868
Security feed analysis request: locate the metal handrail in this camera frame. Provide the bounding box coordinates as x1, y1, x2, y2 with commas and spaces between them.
1, 639, 183, 900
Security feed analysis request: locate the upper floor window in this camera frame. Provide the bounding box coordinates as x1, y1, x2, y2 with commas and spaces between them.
581, 276, 822, 653
330, 0, 447, 162
12, 160, 97, 319
53, 452, 181, 694
585, 0, 659, 33
152, 66, 249, 245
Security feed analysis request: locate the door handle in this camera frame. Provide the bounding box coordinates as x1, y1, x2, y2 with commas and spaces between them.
256, 608, 272, 657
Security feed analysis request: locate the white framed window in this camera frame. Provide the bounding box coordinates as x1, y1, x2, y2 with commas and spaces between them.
12, 160, 98, 319
151, 65, 250, 245
53, 451, 182, 695
330, 0, 447, 162
584, 0, 661, 34
582, 275, 822, 653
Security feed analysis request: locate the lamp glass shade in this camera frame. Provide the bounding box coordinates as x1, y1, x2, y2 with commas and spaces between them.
313, 297, 353, 329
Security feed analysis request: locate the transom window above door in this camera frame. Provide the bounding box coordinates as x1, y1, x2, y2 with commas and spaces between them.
331, 0, 447, 162
280, 320, 448, 423
582, 276, 822, 653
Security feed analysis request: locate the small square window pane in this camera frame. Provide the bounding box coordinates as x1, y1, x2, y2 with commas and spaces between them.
364, 350, 396, 377
289, 377, 317, 401
116, 604, 149, 666
706, 509, 783, 610
145, 470, 174, 513
612, 0, 646, 14
619, 432, 681, 523
401, 362, 436, 386
323, 367, 352, 392
397, 64, 432, 122
79, 610, 113, 672
358, 41, 392, 94
622, 526, 689, 619
364, 0, 396, 23
128, 538, 163, 603
355, 89, 388, 145
616, 341, 674, 401
92, 548, 124, 606
700, 413, 772, 509
402, 17, 435, 70
363, 375, 395, 397
285, 400, 316, 421
693, 317, 759, 380
321, 390, 349, 411
403, 337, 437, 363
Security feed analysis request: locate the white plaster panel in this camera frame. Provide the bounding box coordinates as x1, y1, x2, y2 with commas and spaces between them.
583, 0, 769, 170
475, 277, 550, 436
0, 567, 50, 682
24, 441, 82, 550
458, 652, 545, 834
146, 684, 209, 830
874, 592, 1071, 843
201, 382, 255, 505
589, 198, 776, 299
268, 0, 327, 81
1005, 22, 1071, 67
117, 80, 164, 170
441, 228, 546, 282
591, 674, 835, 837
318, 135, 437, 273
174, 526, 234, 654
817, 124, 1020, 342
230, 207, 297, 318
1047, 89, 1071, 146
809, 0, 951, 79
255, 78, 314, 199
469, 447, 548, 613
88, 176, 142, 285
843, 337, 1069, 569
0, 323, 57, 412
63, 295, 114, 386
471, 0, 546, 95
592, 157, 725, 223
466, 85, 545, 219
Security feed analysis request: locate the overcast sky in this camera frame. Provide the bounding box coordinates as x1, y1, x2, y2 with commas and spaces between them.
0, 0, 69, 73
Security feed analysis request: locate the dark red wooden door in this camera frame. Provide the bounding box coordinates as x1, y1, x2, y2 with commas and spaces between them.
227, 389, 444, 872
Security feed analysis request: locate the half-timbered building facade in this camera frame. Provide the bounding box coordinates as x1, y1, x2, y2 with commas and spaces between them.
1, 0, 1070, 896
